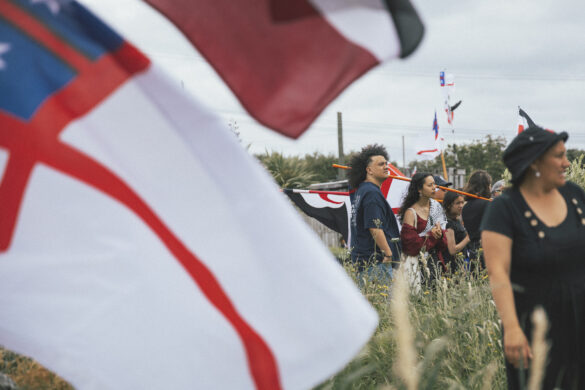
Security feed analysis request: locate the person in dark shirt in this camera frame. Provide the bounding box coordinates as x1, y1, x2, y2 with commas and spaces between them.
461, 169, 492, 267
482, 126, 584, 389
441, 191, 470, 271
349, 144, 400, 282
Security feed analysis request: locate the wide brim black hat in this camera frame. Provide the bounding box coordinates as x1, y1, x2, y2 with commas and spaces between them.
433, 175, 452, 187
503, 126, 568, 184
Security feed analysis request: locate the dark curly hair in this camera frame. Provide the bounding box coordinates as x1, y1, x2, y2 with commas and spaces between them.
463, 170, 492, 199
398, 172, 433, 221
442, 190, 464, 217
348, 144, 389, 189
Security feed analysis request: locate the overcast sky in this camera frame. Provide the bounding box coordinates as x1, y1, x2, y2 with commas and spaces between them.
80, 0, 585, 166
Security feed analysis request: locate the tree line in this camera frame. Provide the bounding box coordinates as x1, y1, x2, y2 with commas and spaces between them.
256, 136, 585, 189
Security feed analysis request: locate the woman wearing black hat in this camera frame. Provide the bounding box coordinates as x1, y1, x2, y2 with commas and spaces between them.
481, 126, 583, 389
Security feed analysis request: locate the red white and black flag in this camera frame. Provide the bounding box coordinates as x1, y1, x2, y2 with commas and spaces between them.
284, 189, 352, 244
381, 163, 410, 215
284, 163, 409, 244
518, 107, 536, 133
143, 0, 425, 138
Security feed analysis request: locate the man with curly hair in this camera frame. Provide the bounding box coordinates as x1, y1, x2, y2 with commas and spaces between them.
349, 144, 400, 281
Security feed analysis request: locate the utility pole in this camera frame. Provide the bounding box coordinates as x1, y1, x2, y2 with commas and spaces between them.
402, 135, 405, 171
337, 112, 345, 180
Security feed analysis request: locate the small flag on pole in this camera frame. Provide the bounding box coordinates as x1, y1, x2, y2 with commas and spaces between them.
415, 112, 441, 159
433, 110, 439, 140
518, 107, 536, 133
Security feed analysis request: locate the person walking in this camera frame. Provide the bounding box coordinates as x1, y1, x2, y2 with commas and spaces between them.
482, 126, 585, 389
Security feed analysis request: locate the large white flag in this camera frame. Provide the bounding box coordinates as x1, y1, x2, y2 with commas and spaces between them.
0, 2, 376, 389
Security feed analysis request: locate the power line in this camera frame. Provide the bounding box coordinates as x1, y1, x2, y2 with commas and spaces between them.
146, 51, 585, 83
214, 111, 585, 140
370, 69, 585, 82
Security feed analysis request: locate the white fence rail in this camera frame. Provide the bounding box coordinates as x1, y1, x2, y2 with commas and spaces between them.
300, 214, 342, 248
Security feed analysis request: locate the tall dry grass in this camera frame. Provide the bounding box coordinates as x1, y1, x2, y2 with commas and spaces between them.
527, 308, 548, 390
317, 257, 507, 390
390, 268, 419, 390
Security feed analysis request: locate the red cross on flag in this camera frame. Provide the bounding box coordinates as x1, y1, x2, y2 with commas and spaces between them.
0, 1, 380, 389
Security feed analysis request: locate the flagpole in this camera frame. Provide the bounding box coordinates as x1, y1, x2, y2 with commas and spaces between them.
331, 164, 491, 201
440, 150, 448, 181
282, 188, 351, 196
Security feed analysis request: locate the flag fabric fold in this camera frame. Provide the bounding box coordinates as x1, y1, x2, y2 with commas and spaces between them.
0, 2, 377, 389
284, 189, 352, 244
143, 0, 424, 138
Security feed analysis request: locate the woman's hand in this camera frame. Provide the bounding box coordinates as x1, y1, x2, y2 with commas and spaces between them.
431, 222, 442, 239
504, 326, 533, 368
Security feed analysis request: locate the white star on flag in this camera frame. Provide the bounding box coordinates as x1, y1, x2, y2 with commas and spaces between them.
30, 0, 63, 15
0, 43, 10, 70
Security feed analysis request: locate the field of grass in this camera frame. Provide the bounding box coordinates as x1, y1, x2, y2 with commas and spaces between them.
316, 255, 506, 390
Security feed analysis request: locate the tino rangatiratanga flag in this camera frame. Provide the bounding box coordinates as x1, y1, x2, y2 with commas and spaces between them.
285, 163, 409, 245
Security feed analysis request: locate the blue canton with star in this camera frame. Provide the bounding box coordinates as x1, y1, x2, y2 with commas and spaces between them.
0, 0, 125, 120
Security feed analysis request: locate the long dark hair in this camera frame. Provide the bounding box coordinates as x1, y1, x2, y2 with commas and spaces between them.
348, 144, 389, 189
463, 170, 492, 199
442, 190, 463, 217
399, 172, 432, 221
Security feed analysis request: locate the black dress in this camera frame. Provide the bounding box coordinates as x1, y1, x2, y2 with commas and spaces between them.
463, 198, 489, 242
481, 181, 585, 390
463, 198, 489, 266
442, 217, 468, 270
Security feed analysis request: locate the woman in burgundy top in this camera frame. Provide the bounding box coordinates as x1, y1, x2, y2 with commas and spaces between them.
399, 173, 448, 286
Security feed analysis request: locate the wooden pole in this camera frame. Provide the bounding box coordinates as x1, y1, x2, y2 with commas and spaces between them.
440, 150, 448, 180
402, 135, 406, 170
337, 112, 345, 180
